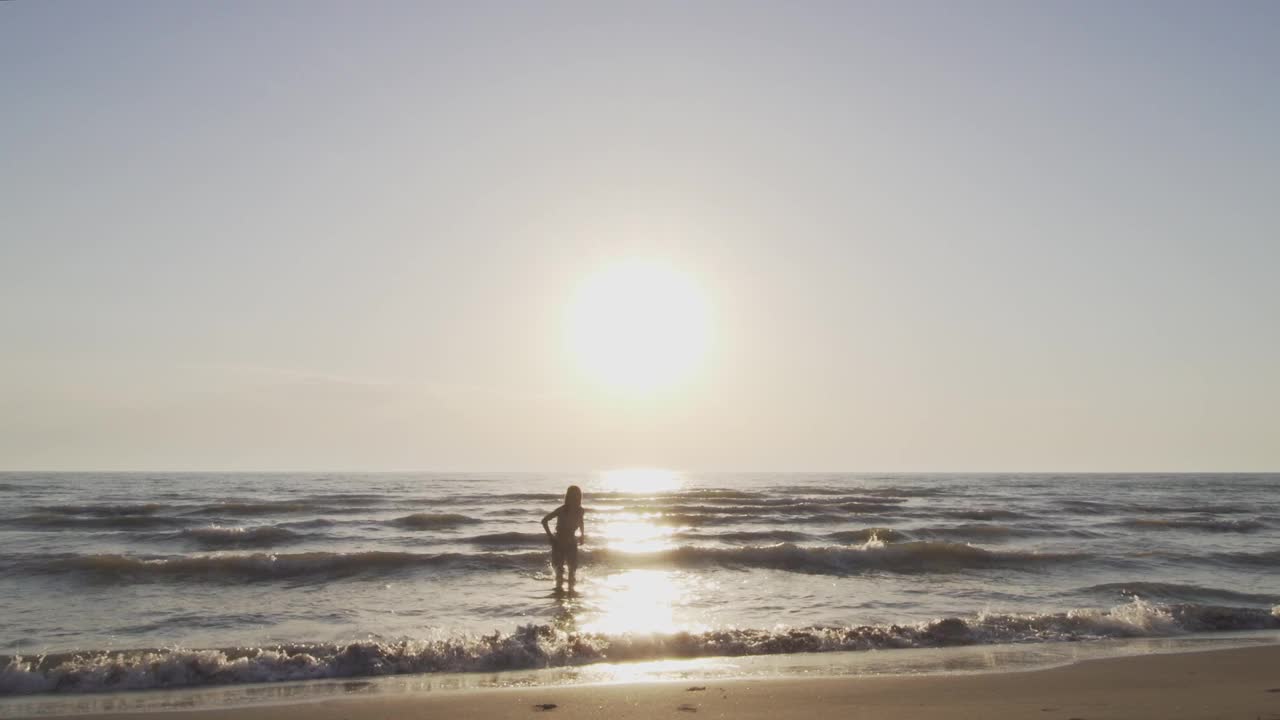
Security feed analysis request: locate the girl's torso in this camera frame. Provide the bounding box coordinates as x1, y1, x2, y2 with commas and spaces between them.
554, 505, 582, 538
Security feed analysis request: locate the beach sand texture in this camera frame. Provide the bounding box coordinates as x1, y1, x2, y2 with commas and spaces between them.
51, 644, 1280, 720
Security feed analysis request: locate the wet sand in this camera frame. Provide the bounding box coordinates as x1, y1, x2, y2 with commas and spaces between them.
31, 644, 1280, 720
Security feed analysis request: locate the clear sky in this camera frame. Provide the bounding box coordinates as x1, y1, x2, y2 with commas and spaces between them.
2, 1, 1277, 471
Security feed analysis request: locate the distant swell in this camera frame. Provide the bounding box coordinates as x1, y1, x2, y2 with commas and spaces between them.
774, 485, 946, 497
391, 513, 482, 529
1115, 517, 1265, 533
37, 504, 167, 517
177, 526, 304, 549
1080, 581, 1280, 607
908, 524, 1103, 541
595, 501, 903, 516
7, 542, 1089, 584
591, 496, 908, 511
465, 532, 549, 547
825, 528, 910, 544
20, 551, 540, 583
12, 514, 191, 531
652, 512, 873, 526
1058, 500, 1254, 516
1214, 549, 1280, 568
464, 529, 848, 547
191, 501, 370, 517
935, 509, 1032, 521
606, 542, 1089, 575
691, 530, 816, 543
4, 600, 1275, 695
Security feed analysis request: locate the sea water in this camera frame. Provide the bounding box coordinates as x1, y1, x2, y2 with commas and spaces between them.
1, 472, 1277, 699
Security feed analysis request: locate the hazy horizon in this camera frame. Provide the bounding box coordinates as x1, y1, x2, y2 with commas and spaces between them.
3, 1, 1278, 472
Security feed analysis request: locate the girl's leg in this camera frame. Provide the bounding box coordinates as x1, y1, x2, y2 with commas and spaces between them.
566, 547, 578, 592
552, 545, 565, 591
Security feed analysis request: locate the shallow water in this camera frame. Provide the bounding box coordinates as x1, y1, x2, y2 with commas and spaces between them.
1, 472, 1277, 696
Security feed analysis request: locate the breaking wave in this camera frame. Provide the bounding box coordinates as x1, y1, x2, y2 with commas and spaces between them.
4, 599, 1275, 696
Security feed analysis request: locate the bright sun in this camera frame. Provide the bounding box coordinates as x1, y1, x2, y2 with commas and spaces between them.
567, 260, 710, 394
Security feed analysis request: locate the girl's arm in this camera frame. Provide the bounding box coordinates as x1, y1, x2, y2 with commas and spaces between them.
541, 507, 561, 541
578, 512, 586, 545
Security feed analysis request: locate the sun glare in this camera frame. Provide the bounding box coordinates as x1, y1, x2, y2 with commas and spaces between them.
579, 569, 706, 636
599, 467, 684, 494
567, 260, 710, 394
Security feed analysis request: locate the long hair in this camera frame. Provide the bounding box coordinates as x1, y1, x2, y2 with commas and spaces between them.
564, 485, 583, 509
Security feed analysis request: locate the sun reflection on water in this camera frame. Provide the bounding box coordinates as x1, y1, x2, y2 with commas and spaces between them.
569, 469, 710, 641
595, 515, 678, 553
578, 569, 708, 636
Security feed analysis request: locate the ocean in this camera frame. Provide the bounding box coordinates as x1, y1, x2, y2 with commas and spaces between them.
1, 472, 1277, 701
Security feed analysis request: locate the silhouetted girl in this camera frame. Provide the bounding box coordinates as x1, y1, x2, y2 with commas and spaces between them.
541, 485, 585, 593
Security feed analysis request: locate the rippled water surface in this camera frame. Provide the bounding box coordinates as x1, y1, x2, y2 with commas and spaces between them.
1, 472, 1277, 695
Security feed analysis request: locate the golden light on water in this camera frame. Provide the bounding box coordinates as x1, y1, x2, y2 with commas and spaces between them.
592, 468, 683, 550
566, 260, 710, 394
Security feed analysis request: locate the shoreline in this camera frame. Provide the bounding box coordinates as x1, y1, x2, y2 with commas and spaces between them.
4, 639, 1278, 719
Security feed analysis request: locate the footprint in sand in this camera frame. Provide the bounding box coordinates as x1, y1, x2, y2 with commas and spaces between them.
533, 703, 558, 711
677, 704, 699, 712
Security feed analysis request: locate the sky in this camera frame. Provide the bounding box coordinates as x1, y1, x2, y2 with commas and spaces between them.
2, 1, 1277, 472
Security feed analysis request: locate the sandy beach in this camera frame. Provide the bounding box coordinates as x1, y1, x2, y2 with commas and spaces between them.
30, 643, 1277, 720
